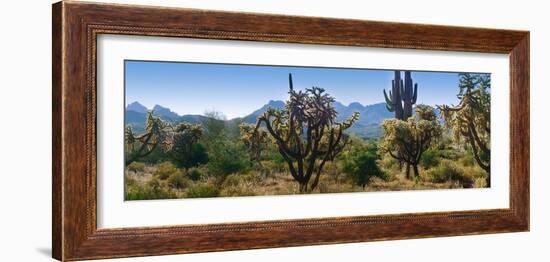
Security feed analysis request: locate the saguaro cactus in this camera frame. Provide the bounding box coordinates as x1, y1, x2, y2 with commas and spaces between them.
383, 70, 418, 120
402, 71, 418, 119
383, 71, 404, 120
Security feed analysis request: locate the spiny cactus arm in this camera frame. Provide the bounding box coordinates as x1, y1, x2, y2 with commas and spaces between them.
464, 127, 490, 172
307, 113, 357, 189
467, 120, 490, 155
383, 89, 395, 112
301, 121, 315, 157
412, 83, 418, 104
125, 131, 159, 165
301, 121, 329, 183
125, 126, 136, 145
310, 124, 346, 190
277, 146, 302, 182
257, 111, 300, 159
240, 123, 269, 162
341, 112, 360, 129
288, 73, 294, 91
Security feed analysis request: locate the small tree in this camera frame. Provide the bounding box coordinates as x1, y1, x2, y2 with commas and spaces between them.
169, 122, 207, 169
380, 105, 442, 179
252, 74, 359, 192
125, 112, 171, 165
438, 73, 491, 185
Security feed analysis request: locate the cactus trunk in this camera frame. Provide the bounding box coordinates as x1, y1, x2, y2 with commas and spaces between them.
402, 71, 418, 119
383, 71, 404, 119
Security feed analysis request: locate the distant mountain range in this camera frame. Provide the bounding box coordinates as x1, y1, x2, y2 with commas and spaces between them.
125, 100, 394, 139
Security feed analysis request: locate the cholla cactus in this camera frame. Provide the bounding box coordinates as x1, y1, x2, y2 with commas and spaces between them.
124, 111, 171, 165
380, 105, 442, 179
438, 73, 491, 185
239, 123, 269, 162
252, 73, 359, 192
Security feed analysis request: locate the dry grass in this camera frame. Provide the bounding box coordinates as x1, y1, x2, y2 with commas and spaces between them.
125, 161, 486, 201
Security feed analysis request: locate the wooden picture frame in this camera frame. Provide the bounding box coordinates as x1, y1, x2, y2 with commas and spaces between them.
52, 1, 529, 261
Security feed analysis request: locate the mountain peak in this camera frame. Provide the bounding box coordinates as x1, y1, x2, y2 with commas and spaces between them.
348, 102, 364, 109
153, 104, 169, 110
152, 105, 179, 122
267, 100, 285, 107
126, 101, 148, 113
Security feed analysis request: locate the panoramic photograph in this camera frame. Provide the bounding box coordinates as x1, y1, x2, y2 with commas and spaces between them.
123, 60, 491, 201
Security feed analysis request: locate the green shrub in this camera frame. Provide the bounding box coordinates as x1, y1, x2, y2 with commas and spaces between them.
153, 161, 179, 180
206, 139, 250, 177
172, 143, 209, 169
424, 160, 473, 187
468, 166, 488, 180
424, 160, 460, 183
379, 154, 400, 173
420, 149, 439, 169
438, 148, 462, 160
139, 146, 171, 164
466, 166, 488, 188
459, 153, 475, 167
127, 161, 146, 172
343, 151, 386, 188
167, 172, 190, 189
186, 184, 219, 198
186, 167, 204, 181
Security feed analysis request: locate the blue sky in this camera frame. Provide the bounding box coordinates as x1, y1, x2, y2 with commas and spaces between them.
125, 60, 483, 119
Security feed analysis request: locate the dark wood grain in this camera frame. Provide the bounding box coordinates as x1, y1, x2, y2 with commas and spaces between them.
52, 1, 530, 261
52, 2, 63, 260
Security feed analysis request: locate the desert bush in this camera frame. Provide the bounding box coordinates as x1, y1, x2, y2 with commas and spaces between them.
474, 177, 488, 188
186, 183, 219, 198
464, 165, 489, 188
378, 154, 400, 174
423, 160, 473, 187
316, 173, 357, 193
125, 177, 177, 200
153, 161, 180, 180
127, 161, 146, 173
257, 160, 286, 177
125, 172, 137, 186
323, 161, 342, 183
420, 149, 439, 169
186, 167, 204, 181
219, 173, 260, 197
459, 153, 476, 167
222, 172, 261, 187
343, 151, 386, 188
167, 172, 191, 189
138, 147, 171, 164
206, 138, 250, 177
172, 143, 209, 169
466, 165, 488, 180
